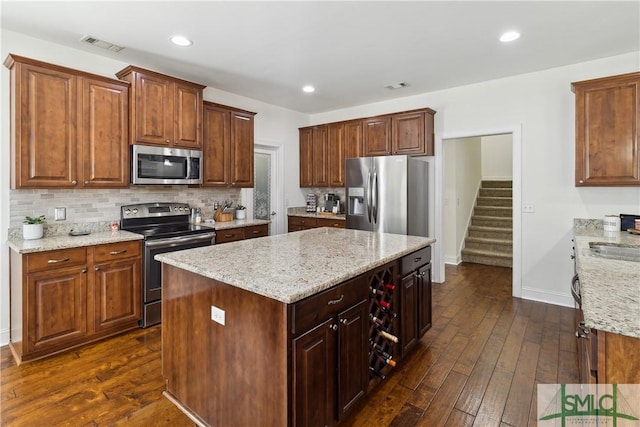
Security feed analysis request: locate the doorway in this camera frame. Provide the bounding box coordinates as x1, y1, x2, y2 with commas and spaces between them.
435, 126, 522, 298
242, 143, 284, 235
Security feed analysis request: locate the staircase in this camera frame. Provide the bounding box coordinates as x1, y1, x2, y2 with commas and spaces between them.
461, 180, 513, 268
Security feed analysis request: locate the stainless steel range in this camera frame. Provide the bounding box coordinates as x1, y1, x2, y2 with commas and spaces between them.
120, 202, 216, 327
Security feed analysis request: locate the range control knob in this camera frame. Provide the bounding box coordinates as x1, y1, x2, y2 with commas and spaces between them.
132, 208, 138, 214
124, 209, 131, 215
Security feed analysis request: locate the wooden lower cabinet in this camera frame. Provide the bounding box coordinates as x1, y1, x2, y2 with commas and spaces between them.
9, 240, 142, 364
215, 224, 269, 244
399, 247, 432, 357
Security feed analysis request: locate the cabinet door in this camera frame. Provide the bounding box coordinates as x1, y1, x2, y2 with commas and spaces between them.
400, 272, 418, 356
417, 264, 432, 337
93, 257, 141, 333
299, 128, 313, 187
134, 71, 173, 146
215, 228, 246, 244
13, 62, 77, 188
203, 103, 231, 186
363, 116, 391, 156
80, 77, 129, 187
392, 111, 425, 155
312, 125, 329, 186
230, 111, 255, 187
337, 300, 368, 419
173, 82, 202, 148
344, 120, 363, 159
26, 266, 87, 353
328, 123, 345, 187
293, 318, 335, 427
574, 73, 640, 186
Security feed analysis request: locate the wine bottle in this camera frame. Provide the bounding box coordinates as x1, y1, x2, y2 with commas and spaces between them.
369, 316, 391, 333
378, 305, 397, 318
379, 300, 391, 309
384, 283, 396, 291
373, 352, 397, 367
369, 366, 386, 380
370, 288, 385, 296
370, 340, 393, 360
378, 330, 399, 343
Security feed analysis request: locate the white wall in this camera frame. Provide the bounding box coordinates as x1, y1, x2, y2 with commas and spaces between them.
481, 134, 513, 180
0, 30, 309, 345
443, 137, 482, 264
311, 51, 640, 307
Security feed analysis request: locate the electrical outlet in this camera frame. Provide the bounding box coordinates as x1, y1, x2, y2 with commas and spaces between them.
211, 305, 225, 325
522, 202, 535, 213
54, 207, 66, 221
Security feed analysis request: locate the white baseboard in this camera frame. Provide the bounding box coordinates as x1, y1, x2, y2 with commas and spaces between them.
521, 286, 574, 308
443, 255, 461, 265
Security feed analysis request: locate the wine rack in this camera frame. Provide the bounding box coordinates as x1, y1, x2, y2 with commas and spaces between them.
367, 263, 398, 382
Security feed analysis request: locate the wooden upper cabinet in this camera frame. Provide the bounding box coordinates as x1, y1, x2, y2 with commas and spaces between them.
328, 123, 346, 187
203, 103, 230, 186
4, 55, 130, 189
116, 66, 204, 149
392, 111, 425, 155
572, 72, 640, 186
363, 116, 392, 156
344, 120, 363, 160
299, 127, 313, 187
312, 125, 329, 186
202, 101, 256, 188
80, 77, 129, 187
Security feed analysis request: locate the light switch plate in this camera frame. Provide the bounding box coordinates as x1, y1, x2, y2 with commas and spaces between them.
211, 305, 225, 325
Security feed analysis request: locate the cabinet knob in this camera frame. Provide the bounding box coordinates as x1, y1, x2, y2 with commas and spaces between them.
579, 180, 584, 184
166, 139, 170, 143
82, 269, 87, 273
72, 180, 77, 185
84, 181, 89, 185
95, 267, 100, 271
340, 318, 348, 325
329, 324, 338, 331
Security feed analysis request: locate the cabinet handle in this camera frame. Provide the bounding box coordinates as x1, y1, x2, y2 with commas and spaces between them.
340, 318, 348, 325
71, 180, 77, 185
327, 295, 344, 305
95, 267, 100, 271
82, 269, 87, 273
579, 180, 584, 184
224, 234, 234, 238
329, 324, 338, 331
252, 230, 260, 234
576, 330, 589, 339
84, 181, 89, 185
110, 250, 127, 255
414, 256, 422, 262
48, 257, 70, 264
166, 139, 170, 143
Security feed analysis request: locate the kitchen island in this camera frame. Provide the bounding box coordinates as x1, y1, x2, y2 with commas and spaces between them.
156, 227, 434, 427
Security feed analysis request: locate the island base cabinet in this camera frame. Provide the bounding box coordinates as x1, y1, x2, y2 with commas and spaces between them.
162, 265, 289, 427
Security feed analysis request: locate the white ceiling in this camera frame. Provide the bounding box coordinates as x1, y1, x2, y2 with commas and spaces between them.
2, 1, 638, 114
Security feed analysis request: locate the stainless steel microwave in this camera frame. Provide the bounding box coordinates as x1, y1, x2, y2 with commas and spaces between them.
131, 145, 202, 185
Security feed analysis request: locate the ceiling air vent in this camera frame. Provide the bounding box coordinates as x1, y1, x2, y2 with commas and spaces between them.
80, 35, 124, 52
384, 81, 409, 90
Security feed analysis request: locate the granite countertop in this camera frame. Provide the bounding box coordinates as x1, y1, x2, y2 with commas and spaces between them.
210, 218, 271, 230
156, 227, 435, 304
8, 230, 143, 254
573, 222, 640, 339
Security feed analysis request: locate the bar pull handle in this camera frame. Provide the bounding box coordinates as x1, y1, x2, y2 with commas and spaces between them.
328, 295, 344, 305
110, 250, 127, 255
48, 257, 70, 264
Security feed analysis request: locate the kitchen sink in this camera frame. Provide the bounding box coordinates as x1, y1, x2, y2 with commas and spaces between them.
589, 242, 640, 262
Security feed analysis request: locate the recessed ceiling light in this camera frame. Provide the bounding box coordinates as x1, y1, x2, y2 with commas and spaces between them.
302, 85, 315, 93
499, 31, 520, 42
170, 35, 193, 47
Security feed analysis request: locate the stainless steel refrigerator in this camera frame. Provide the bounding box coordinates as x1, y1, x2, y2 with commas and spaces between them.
346, 155, 428, 237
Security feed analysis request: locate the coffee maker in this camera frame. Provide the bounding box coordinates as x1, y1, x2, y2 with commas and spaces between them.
324, 193, 340, 213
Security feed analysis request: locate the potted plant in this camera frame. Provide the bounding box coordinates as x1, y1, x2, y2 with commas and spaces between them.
23, 215, 45, 240
235, 204, 247, 220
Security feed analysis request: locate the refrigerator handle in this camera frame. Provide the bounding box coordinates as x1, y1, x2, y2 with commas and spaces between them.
367, 171, 372, 222
372, 171, 378, 224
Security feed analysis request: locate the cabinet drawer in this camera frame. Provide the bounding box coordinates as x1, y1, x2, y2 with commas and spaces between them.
245, 224, 268, 239
94, 241, 141, 263
27, 247, 87, 272
291, 274, 367, 336
316, 218, 346, 229
216, 228, 246, 244
400, 246, 431, 276
288, 216, 317, 228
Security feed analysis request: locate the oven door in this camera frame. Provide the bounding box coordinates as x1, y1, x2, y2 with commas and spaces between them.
142, 232, 215, 326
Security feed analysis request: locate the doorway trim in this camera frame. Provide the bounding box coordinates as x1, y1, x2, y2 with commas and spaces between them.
242, 141, 285, 235
435, 124, 522, 298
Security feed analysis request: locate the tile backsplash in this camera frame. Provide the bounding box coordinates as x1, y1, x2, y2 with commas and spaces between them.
9, 186, 240, 235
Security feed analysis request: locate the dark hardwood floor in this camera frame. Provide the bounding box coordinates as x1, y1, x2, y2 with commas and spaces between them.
0, 263, 578, 426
